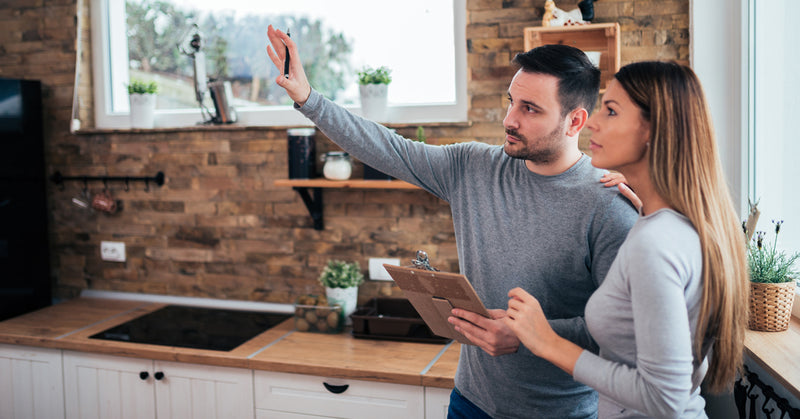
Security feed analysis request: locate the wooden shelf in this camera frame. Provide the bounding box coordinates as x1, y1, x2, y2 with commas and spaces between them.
274, 178, 423, 230
274, 179, 420, 190
524, 22, 621, 92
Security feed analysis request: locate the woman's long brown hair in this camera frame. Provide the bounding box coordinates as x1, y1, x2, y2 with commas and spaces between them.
615, 61, 749, 393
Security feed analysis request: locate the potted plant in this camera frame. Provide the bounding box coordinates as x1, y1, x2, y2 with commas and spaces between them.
318, 260, 364, 324
746, 207, 800, 332
127, 79, 158, 129
357, 66, 392, 121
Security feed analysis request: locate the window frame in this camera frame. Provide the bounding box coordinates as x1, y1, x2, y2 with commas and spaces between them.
90, 0, 468, 129
690, 0, 750, 217
692, 0, 799, 282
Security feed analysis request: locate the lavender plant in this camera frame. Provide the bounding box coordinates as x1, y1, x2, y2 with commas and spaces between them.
746, 220, 800, 284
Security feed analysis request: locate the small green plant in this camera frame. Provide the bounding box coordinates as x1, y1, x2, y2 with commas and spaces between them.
127, 79, 158, 95
318, 260, 364, 289
415, 126, 427, 143
357, 66, 392, 85
746, 220, 800, 284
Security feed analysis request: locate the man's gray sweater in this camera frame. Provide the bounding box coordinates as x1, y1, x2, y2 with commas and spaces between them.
298, 90, 637, 418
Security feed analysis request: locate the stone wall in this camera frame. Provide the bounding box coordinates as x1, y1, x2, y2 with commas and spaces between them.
0, 0, 689, 304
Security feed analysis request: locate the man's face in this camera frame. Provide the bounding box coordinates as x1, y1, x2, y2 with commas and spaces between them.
502, 70, 569, 164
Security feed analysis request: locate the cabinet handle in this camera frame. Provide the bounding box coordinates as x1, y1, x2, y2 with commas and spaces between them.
322, 382, 349, 394
139, 371, 149, 380
154, 371, 164, 380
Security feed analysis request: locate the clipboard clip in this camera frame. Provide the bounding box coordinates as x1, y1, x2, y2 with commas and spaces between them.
412, 250, 439, 271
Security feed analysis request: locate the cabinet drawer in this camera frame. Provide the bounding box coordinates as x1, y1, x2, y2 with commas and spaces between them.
254, 371, 423, 419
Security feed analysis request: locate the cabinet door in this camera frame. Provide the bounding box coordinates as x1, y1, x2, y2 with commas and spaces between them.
0, 344, 64, 419
254, 370, 424, 419
63, 351, 155, 419
424, 387, 451, 419
153, 360, 254, 419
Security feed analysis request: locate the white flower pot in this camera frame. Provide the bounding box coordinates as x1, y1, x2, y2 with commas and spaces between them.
129, 93, 156, 129
326, 286, 359, 325
359, 84, 388, 121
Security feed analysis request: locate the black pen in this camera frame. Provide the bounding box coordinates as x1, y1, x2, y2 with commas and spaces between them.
284, 29, 290, 79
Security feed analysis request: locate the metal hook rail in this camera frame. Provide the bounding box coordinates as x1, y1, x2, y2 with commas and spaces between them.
50, 171, 165, 191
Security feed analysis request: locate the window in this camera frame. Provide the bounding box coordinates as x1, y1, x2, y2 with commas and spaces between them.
749, 0, 800, 254
90, 0, 467, 128
694, 0, 800, 256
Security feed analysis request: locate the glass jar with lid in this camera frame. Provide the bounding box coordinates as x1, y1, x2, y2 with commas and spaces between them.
321, 151, 352, 180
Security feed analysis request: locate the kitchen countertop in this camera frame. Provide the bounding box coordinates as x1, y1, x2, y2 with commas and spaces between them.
744, 315, 800, 400
0, 297, 458, 388
4, 296, 795, 397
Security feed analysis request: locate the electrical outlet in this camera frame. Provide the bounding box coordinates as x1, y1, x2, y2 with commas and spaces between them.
100, 241, 126, 262
368, 257, 400, 281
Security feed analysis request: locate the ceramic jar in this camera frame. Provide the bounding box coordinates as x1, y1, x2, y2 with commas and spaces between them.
322, 152, 352, 180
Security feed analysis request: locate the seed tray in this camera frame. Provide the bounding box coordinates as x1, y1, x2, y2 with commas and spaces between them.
350, 298, 450, 344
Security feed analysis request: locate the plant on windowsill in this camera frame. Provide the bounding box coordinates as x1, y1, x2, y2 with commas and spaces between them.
357, 66, 392, 121
127, 79, 158, 129
318, 260, 364, 324
745, 202, 800, 332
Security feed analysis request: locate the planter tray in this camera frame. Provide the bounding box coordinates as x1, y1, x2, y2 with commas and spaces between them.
351, 331, 449, 344
350, 298, 450, 344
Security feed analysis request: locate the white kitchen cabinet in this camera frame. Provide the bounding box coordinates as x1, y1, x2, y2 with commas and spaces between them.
254, 370, 425, 419
152, 359, 253, 419
424, 387, 451, 419
63, 351, 155, 419
63, 351, 253, 419
0, 344, 65, 419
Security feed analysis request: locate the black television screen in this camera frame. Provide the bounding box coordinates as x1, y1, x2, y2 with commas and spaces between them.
0, 78, 39, 134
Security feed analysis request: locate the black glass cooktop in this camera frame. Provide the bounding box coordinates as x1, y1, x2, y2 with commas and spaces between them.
90, 305, 292, 352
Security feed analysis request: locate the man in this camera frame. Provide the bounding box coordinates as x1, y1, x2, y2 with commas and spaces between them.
267, 25, 637, 419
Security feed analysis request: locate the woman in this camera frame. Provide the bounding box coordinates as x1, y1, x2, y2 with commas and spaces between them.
503, 61, 748, 418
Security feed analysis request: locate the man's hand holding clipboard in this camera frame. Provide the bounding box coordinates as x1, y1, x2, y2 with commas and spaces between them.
384, 263, 520, 354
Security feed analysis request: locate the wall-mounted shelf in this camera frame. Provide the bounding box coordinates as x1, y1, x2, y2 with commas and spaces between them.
524, 22, 621, 92
274, 179, 419, 190
274, 179, 422, 230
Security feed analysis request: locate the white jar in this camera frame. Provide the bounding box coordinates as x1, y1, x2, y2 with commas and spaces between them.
322, 152, 352, 180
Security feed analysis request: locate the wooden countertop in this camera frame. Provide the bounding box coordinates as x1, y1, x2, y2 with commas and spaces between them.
0, 297, 458, 388
745, 316, 800, 400
5, 297, 798, 396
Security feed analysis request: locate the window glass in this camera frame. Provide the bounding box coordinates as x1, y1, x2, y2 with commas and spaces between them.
750, 0, 800, 254
92, 0, 466, 127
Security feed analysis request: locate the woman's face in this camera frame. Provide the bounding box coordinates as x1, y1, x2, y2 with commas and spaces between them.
586, 79, 650, 173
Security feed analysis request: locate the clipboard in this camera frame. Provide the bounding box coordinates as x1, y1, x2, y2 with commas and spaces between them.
383, 264, 490, 344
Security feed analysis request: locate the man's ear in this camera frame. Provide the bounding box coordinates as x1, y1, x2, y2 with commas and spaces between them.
565, 108, 589, 137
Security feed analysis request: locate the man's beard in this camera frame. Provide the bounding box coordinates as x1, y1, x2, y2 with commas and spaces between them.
503, 122, 564, 164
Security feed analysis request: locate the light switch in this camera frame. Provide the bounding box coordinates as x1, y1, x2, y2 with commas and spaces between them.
369, 257, 400, 281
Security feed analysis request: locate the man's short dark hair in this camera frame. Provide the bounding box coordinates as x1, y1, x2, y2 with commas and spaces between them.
512, 44, 601, 117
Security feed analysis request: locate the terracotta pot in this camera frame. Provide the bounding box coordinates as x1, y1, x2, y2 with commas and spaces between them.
748, 281, 796, 332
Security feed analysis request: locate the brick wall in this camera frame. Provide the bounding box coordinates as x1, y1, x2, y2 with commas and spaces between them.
0, 0, 689, 305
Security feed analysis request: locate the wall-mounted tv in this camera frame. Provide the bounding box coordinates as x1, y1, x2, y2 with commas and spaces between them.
0, 78, 41, 134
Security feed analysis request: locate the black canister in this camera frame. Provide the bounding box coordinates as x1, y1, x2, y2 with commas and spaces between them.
363, 164, 393, 180
287, 128, 316, 179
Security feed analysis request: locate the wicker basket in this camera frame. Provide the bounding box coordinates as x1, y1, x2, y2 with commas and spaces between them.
748, 281, 796, 332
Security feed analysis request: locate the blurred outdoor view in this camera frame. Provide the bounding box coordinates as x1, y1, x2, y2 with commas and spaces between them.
124, 0, 456, 112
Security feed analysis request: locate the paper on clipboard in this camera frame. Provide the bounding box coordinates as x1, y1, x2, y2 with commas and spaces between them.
382, 264, 490, 344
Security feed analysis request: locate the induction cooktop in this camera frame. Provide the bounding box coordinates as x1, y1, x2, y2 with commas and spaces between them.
90, 305, 292, 352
